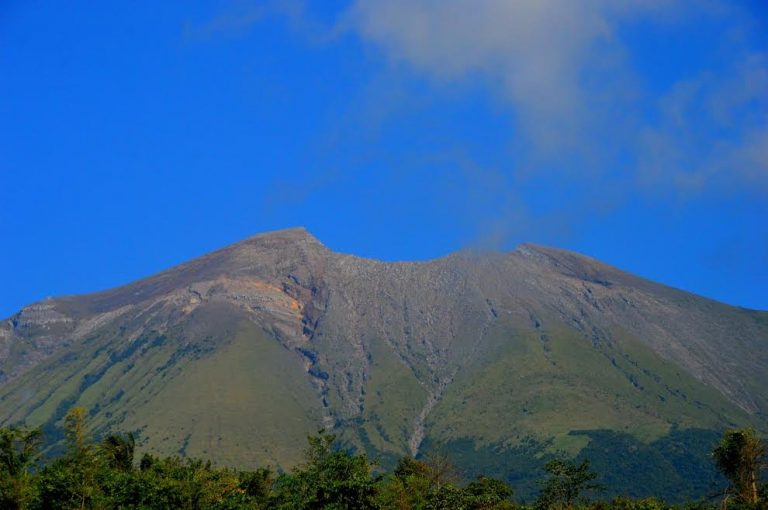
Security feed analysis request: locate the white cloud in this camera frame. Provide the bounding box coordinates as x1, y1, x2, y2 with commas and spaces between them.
344, 0, 768, 193
639, 53, 768, 193
346, 1, 672, 153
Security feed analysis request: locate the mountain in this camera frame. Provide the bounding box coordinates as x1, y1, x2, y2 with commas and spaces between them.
1, 227, 767, 499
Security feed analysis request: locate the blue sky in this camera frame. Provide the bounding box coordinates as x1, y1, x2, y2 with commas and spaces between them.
1, 0, 767, 317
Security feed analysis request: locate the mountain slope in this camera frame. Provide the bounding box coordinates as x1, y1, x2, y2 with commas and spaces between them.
1, 227, 766, 497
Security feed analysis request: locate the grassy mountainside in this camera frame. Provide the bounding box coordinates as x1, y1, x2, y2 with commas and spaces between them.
1, 227, 766, 498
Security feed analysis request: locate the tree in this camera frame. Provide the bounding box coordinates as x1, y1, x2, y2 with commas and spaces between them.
713, 428, 766, 506
98, 432, 135, 472
424, 482, 470, 510
0, 426, 42, 510
273, 430, 379, 509
384, 453, 467, 510
37, 407, 102, 510
464, 476, 515, 509
64, 408, 90, 461
237, 467, 274, 507
423, 451, 460, 491
378, 456, 431, 510
535, 459, 604, 510
393, 456, 430, 483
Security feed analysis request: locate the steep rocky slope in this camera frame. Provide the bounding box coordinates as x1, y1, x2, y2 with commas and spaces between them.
1, 228, 766, 493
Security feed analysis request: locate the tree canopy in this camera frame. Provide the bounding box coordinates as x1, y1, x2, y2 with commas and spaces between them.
0, 414, 764, 510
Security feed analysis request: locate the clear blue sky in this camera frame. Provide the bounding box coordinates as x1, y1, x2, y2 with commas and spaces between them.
1, 0, 767, 317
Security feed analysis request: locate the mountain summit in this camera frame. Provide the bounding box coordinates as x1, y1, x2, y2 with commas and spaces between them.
1, 228, 766, 497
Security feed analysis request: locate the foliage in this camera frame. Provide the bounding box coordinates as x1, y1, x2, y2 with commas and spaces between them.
712, 429, 766, 505
377, 456, 432, 509
464, 476, 515, 509
35, 407, 102, 509
574, 429, 725, 502
272, 430, 379, 509
99, 432, 135, 472
535, 459, 604, 510
435, 429, 727, 503
0, 416, 764, 510
0, 426, 42, 510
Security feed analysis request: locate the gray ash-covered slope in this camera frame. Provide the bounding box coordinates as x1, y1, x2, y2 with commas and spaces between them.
1, 227, 767, 478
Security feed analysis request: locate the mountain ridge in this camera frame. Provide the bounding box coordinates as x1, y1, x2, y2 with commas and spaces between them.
1, 228, 766, 498
8, 228, 758, 315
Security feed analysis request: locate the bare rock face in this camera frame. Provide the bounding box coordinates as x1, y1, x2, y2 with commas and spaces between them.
0, 227, 766, 472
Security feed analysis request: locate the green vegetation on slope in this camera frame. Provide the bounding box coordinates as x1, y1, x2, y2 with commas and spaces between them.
2, 412, 767, 510
427, 320, 753, 453
420, 429, 727, 503
1, 310, 760, 501
122, 320, 323, 468
348, 336, 429, 459
0, 306, 324, 468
